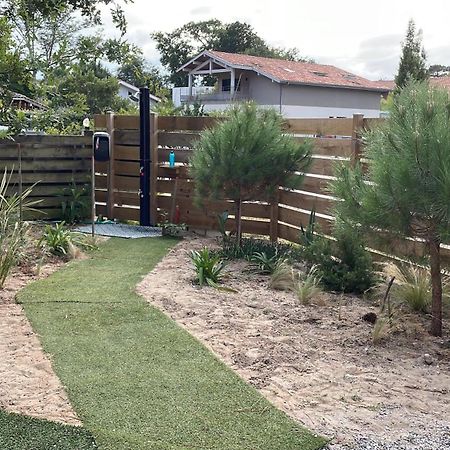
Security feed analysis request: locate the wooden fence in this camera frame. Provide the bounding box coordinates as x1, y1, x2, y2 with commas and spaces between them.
0, 134, 91, 219
93, 112, 450, 265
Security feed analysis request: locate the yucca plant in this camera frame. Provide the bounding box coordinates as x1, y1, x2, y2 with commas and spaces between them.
251, 251, 280, 274
296, 265, 322, 305
190, 247, 230, 289
0, 169, 37, 287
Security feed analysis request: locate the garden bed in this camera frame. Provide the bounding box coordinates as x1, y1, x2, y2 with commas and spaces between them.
0, 227, 79, 425
138, 236, 450, 449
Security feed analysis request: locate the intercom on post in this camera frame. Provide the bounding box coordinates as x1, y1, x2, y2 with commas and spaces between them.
93, 132, 110, 162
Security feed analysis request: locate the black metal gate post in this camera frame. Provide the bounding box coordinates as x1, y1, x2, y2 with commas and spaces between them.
139, 87, 151, 226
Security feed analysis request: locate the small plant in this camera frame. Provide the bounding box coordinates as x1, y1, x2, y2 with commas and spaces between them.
217, 211, 233, 245
59, 182, 90, 224
269, 259, 294, 290
39, 222, 74, 256
299, 208, 316, 247
251, 251, 280, 274
372, 317, 390, 344
296, 265, 322, 305
161, 222, 187, 237
190, 247, 230, 289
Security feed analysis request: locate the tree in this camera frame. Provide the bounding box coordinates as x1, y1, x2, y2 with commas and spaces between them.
331, 82, 450, 336
152, 20, 309, 86
190, 102, 312, 244
395, 19, 428, 89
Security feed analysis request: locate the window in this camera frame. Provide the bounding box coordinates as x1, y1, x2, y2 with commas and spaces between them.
221, 78, 241, 92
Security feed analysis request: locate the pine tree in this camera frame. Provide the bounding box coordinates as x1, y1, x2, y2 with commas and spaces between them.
331, 82, 450, 337
190, 103, 312, 245
395, 19, 428, 89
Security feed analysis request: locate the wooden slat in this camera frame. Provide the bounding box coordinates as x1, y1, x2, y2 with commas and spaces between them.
94, 114, 107, 129
285, 118, 353, 136
95, 161, 108, 174
310, 138, 352, 157
114, 145, 140, 161
8, 172, 89, 184
278, 205, 333, 234
307, 156, 345, 177
279, 189, 335, 216
156, 179, 194, 195
0, 135, 91, 147
114, 115, 140, 130
157, 165, 190, 179
158, 116, 220, 131
114, 160, 139, 176
0, 146, 91, 159
95, 175, 107, 189
294, 175, 333, 195
113, 175, 140, 191
0, 159, 89, 172
158, 131, 200, 148
114, 130, 140, 146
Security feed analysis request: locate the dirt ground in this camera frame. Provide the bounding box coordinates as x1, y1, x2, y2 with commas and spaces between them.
0, 229, 81, 425
137, 236, 450, 448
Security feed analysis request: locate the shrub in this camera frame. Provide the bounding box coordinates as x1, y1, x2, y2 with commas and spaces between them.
300, 227, 376, 294
190, 247, 226, 288
296, 265, 322, 304
251, 251, 281, 274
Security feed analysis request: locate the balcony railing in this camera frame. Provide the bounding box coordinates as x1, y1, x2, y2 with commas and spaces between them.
180, 91, 249, 103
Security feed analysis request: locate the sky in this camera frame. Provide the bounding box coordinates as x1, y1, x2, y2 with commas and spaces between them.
101, 0, 450, 81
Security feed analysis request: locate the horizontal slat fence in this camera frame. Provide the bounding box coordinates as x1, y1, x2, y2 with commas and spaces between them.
0, 134, 91, 219
94, 113, 450, 266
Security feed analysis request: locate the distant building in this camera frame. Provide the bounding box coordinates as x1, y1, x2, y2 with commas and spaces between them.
118, 80, 160, 107
173, 50, 389, 118
373, 77, 450, 94
11, 92, 47, 111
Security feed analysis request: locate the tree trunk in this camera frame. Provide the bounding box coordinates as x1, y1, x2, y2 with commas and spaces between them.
429, 237, 443, 337
235, 198, 242, 247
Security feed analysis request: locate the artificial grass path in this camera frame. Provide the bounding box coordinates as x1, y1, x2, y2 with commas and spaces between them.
17, 237, 326, 450
0, 409, 97, 449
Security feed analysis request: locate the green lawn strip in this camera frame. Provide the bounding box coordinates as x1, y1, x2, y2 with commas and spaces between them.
18, 237, 327, 450
0, 409, 97, 450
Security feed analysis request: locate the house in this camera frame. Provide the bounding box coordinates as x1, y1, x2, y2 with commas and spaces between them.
173, 50, 389, 118
11, 92, 47, 110
118, 80, 161, 106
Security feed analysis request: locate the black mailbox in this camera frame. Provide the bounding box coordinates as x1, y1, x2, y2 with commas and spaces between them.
93, 132, 110, 162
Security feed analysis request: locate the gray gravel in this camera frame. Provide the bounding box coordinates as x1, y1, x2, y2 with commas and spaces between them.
326, 422, 450, 450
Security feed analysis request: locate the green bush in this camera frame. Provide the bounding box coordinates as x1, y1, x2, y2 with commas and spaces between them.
59, 182, 90, 224
190, 247, 226, 288
300, 227, 376, 294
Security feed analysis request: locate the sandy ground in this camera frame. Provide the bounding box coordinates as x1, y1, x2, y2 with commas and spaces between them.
0, 240, 81, 425
137, 236, 450, 448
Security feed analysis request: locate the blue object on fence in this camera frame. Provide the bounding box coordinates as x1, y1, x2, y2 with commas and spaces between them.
169, 150, 175, 167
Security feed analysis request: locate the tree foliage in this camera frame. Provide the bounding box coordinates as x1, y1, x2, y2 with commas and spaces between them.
395, 19, 428, 90
190, 102, 312, 244
331, 82, 450, 336
152, 20, 310, 86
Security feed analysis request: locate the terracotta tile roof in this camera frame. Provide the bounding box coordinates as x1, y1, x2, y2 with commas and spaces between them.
371, 77, 450, 92
206, 51, 389, 92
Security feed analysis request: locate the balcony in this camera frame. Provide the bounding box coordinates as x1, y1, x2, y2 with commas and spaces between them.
180, 91, 249, 104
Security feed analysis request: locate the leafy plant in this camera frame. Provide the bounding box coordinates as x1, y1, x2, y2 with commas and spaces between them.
251, 251, 280, 274
39, 222, 74, 256
269, 260, 294, 291
161, 222, 186, 237
59, 182, 90, 224
190, 247, 230, 289
296, 265, 322, 305
299, 208, 316, 247
0, 170, 37, 287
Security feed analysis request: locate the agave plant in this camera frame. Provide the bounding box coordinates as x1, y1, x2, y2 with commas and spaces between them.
190, 247, 229, 289
251, 251, 281, 274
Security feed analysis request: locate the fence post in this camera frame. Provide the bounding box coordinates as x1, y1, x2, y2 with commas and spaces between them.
150, 113, 159, 226
270, 187, 279, 242
106, 111, 115, 219
351, 113, 364, 166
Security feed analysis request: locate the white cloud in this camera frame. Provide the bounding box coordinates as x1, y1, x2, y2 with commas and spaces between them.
99, 0, 450, 80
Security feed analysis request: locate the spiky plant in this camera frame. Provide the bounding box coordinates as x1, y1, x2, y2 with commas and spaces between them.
296, 265, 322, 305
191, 102, 312, 245
332, 82, 450, 336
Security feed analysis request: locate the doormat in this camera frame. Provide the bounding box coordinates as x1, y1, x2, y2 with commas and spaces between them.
75, 223, 162, 239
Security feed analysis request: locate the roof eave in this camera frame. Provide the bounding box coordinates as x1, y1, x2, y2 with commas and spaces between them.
279, 80, 389, 93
